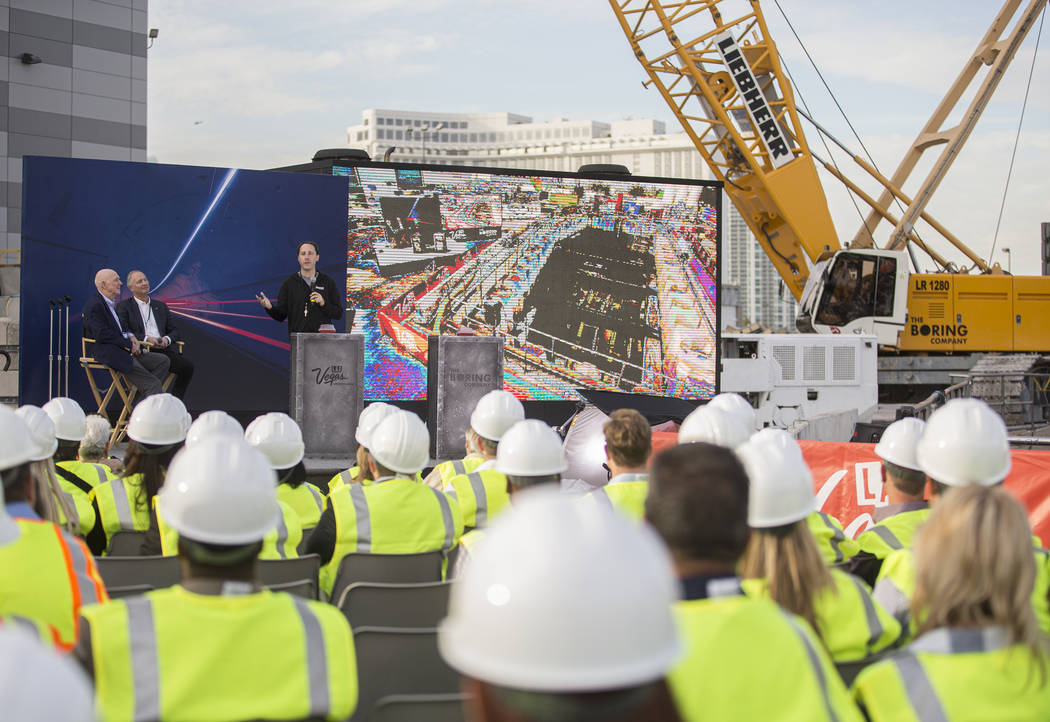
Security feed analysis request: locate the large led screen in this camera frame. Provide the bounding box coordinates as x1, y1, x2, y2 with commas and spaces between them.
339, 164, 720, 401
20, 157, 349, 412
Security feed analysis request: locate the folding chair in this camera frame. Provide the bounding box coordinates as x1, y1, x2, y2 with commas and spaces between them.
350, 627, 460, 722
257, 554, 321, 600
80, 337, 136, 447
328, 551, 444, 607
105, 530, 149, 556
336, 581, 452, 628
95, 555, 181, 597
371, 693, 469, 722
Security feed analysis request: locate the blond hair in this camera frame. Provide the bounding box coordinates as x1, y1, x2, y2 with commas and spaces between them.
913, 485, 1048, 681
30, 459, 77, 534
740, 522, 834, 636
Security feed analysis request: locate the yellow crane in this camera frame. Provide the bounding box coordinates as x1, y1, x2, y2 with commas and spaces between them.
608, 0, 1049, 354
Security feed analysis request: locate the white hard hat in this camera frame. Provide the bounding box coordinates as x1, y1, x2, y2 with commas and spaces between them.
707, 392, 757, 432
874, 418, 926, 471
439, 488, 681, 691
186, 411, 244, 448
127, 394, 191, 445
916, 398, 1010, 486
0, 626, 94, 722
14, 406, 58, 462
158, 438, 279, 545
42, 397, 86, 442
244, 412, 305, 470
355, 402, 399, 449
678, 405, 750, 449
368, 411, 430, 475
495, 419, 567, 476
748, 427, 804, 461
470, 390, 525, 442
737, 435, 815, 528
0, 406, 36, 472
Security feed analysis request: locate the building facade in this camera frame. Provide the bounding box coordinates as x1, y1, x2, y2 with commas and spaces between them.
1, 0, 148, 253
347, 109, 797, 328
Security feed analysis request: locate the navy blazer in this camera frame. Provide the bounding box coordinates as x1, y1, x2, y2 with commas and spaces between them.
116, 296, 181, 345
82, 292, 133, 373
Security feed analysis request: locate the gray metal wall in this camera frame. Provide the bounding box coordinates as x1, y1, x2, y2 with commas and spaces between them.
0, 0, 147, 251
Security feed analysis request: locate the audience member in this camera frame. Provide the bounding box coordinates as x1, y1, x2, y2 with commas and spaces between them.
588, 408, 651, 521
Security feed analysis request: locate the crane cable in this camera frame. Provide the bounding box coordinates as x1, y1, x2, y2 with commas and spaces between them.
988, 3, 1045, 268
770, 0, 924, 250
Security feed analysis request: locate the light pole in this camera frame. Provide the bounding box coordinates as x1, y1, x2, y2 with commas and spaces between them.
407, 122, 446, 164
1002, 247, 1012, 273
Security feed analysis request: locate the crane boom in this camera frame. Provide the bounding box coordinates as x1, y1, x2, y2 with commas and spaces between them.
608, 0, 839, 300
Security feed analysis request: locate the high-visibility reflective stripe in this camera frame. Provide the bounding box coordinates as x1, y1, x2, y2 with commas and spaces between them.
59, 490, 80, 529
291, 599, 331, 718
466, 472, 488, 527
848, 574, 885, 654
892, 653, 950, 722
591, 487, 613, 510
65, 535, 103, 605
348, 484, 371, 552
451, 460, 466, 476
872, 577, 911, 628
308, 484, 324, 513
430, 488, 456, 550
274, 513, 289, 559
339, 470, 353, 486
910, 626, 1009, 655
816, 512, 845, 564
91, 464, 109, 485
110, 480, 135, 529
781, 613, 841, 722
871, 525, 903, 551
125, 597, 161, 722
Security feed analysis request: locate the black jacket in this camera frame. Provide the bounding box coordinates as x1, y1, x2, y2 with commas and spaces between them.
265, 271, 343, 334
115, 296, 181, 344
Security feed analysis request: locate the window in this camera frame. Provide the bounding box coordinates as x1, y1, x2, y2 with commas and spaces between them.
377, 129, 385, 139
469, 133, 477, 142
395, 130, 403, 140
815, 253, 896, 326
413, 119, 421, 127
440, 133, 449, 142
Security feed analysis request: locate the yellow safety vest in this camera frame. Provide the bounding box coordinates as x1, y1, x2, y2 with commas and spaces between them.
808, 511, 860, 565
874, 540, 1050, 641
278, 482, 326, 530
433, 456, 484, 484
55, 461, 114, 538
57, 459, 118, 488
90, 474, 154, 550
856, 508, 931, 560
443, 466, 509, 529
853, 626, 1050, 721
670, 586, 863, 722
156, 499, 302, 560
742, 568, 901, 662
0, 519, 107, 648
321, 477, 463, 594
586, 473, 649, 522
81, 585, 357, 722
328, 468, 423, 494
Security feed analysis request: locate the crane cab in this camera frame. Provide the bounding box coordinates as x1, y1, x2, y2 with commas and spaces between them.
799, 249, 1050, 352
796, 249, 909, 347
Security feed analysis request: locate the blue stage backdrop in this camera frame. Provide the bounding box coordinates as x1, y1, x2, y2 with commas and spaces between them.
21, 157, 349, 413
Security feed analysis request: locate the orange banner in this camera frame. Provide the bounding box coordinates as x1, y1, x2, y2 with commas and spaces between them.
651, 432, 1050, 547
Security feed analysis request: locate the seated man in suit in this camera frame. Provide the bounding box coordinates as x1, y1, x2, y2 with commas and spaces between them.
82, 269, 169, 398
116, 270, 194, 400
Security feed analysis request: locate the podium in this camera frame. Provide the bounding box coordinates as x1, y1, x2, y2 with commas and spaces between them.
290, 333, 364, 459
427, 335, 504, 459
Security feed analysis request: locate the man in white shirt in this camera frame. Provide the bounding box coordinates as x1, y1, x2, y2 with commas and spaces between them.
116, 270, 194, 400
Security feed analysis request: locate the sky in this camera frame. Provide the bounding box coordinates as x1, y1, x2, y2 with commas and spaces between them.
146, 0, 1049, 274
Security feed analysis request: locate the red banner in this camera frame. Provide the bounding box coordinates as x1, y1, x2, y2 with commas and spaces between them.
651, 433, 1050, 547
